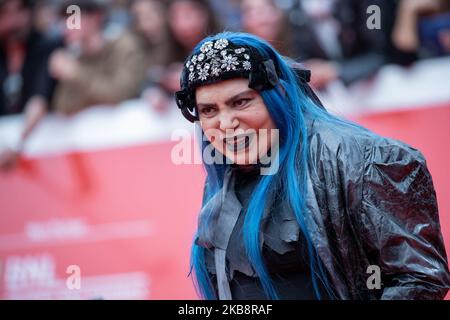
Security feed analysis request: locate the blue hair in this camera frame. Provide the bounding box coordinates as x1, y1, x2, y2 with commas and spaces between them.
188, 32, 369, 300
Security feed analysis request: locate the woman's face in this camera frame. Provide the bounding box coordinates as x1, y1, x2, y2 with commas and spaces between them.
196, 78, 277, 165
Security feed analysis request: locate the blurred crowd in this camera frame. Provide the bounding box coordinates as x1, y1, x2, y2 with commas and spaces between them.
0, 0, 450, 169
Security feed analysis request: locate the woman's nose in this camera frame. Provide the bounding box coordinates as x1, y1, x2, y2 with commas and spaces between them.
219, 111, 239, 131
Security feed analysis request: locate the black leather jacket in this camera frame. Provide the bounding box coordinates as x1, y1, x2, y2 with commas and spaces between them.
197, 115, 450, 299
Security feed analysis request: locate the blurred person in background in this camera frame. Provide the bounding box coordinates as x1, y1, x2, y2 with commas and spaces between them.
166, 0, 221, 64
0, 0, 61, 170
138, 0, 221, 115
240, 0, 298, 57
130, 0, 174, 115
209, 0, 242, 31
33, 0, 61, 39
131, 0, 171, 71
103, 0, 133, 39
287, 0, 393, 89
392, 0, 450, 58
50, 0, 148, 115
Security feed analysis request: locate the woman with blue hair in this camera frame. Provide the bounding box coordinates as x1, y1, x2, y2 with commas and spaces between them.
175, 32, 450, 300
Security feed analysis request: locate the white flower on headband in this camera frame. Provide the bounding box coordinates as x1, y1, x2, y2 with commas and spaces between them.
243, 60, 251, 70
221, 55, 239, 71
198, 67, 209, 81
200, 41, 213, 53
211, 66, 220, 76
211, 57, 221, 68
214, 38, 229, 50
206, 49, 217, 58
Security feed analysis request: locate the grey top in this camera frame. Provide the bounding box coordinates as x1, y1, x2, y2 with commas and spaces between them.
195, 164, 321, 299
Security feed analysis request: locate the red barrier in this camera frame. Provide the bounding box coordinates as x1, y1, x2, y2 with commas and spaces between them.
0, 142, 205, 299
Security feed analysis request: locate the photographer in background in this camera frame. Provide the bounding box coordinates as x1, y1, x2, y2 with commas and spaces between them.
49, 0, 148, 115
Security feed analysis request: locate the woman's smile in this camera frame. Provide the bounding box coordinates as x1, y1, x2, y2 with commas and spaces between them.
223, 132, 255, 152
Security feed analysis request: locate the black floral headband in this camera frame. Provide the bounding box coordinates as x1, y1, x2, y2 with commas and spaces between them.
175, 38, 315, 122
185, 39, 254, 85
